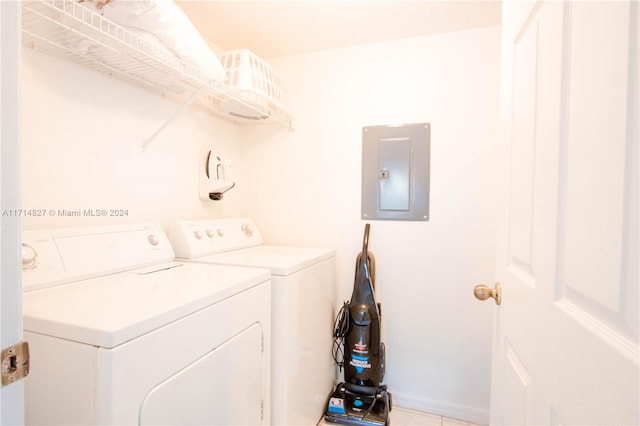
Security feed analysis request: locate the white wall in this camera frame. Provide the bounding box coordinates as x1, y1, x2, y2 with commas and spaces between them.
240, 26, 502, 424
20, 49, 245, 231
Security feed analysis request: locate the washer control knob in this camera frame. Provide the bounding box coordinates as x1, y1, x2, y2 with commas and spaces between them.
21, 244, 37, 270
148, 235, 160, 246
241, 223, 253, 237
194, 231, 203, 240
206, 229, 215, 238
217, 228, 225, 237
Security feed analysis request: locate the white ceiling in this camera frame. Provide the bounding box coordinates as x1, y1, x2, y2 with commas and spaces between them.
176, 1, 502, 59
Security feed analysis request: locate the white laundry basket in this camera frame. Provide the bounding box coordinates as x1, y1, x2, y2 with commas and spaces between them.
219, 49, 288, 120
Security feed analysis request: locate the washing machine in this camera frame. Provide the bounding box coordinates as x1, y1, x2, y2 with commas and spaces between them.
168, 218, 336, 426
20, 223, 271, 425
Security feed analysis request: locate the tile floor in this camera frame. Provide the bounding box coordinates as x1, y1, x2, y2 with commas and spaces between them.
391, 407, 480, 426
318, 406, 480, 426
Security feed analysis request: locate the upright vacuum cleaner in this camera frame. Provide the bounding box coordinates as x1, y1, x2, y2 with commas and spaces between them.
324, 224, 392, 426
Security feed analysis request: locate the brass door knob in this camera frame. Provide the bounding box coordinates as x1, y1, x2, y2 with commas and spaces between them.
474, 282, 501, 305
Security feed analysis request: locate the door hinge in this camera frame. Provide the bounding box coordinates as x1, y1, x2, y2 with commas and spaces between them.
261, 399, 264, 420
1, 341, 29, 387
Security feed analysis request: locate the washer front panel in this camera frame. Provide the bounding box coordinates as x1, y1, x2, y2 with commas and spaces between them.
140, 324, 264, 425
25, 278, 272, 425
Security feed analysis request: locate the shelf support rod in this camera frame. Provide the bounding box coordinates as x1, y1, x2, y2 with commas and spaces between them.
141, 85, 208, 151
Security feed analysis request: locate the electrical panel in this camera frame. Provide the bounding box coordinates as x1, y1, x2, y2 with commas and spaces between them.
361, 123, 430, 221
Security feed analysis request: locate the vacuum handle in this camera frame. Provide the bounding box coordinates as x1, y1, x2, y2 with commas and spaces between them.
362, 223, 370, 257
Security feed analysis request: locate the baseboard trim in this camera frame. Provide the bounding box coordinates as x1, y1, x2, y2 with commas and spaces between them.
391, 390, 490, 425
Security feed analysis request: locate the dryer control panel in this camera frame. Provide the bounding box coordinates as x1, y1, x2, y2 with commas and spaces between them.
168, 218, 263, 259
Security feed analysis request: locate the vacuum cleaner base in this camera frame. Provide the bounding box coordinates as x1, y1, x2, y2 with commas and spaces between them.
324, 382, 391, 426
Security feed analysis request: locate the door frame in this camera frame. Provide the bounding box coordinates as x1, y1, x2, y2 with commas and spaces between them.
0, 1, 24, 424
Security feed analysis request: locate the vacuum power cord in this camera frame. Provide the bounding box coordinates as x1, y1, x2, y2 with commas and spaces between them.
332, 301, 350, 371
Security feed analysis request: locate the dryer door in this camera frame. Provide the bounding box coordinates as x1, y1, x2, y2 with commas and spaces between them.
139, 323, 264, 425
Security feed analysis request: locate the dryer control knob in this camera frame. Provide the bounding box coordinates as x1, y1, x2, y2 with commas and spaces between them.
194, 231, 203, 240
21, 244, 37, 270
206, 229, 215, 238
241, 223, 253, 237
217, 229, 225, 237
148, 234, 160, 246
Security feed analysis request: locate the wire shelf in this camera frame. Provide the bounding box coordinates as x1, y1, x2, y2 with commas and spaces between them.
21, 0, 293, 129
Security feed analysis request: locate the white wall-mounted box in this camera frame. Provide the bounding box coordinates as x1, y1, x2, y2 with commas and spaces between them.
361, 123, 430, 221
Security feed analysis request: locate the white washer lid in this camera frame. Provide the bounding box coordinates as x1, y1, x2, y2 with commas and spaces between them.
22, 262, 270, 349
193, 245, 335, 276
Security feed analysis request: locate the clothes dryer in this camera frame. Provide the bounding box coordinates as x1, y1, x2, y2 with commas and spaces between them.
168, 218, 336, 426
21, 223, 271, 425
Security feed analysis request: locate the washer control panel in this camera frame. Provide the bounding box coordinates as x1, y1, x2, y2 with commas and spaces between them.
21, 223, 174, 292
168, 218, 263, 259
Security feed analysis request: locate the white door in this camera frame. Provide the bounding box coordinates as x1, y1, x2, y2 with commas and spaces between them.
0, 1, 25, 424
486, 1, 639, 425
